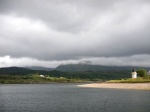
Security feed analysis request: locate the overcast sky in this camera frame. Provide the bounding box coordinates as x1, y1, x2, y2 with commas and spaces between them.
0, 0, 150, 68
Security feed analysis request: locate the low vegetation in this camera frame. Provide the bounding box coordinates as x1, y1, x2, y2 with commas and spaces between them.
0, 70, 130, 84
0, 74, 90, 84
107, 77, 150, 83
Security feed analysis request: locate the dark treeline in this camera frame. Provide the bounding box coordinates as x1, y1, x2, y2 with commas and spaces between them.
55, 71, 131, 80
0, 67, 131, 80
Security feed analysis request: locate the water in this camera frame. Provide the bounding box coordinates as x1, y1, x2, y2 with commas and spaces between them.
0, 84, 150, 112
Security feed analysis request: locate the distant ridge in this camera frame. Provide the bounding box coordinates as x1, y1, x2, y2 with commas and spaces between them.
25, 66, 54, 71
55, 64, 150, 72
0, 67, 33, 75
0, 67, 62, 76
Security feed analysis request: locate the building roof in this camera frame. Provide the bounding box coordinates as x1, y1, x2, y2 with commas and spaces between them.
132, 68, 136, 72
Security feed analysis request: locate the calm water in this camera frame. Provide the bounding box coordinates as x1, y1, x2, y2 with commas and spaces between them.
0, 84, 150, 112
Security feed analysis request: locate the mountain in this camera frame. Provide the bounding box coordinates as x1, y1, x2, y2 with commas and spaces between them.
0, 67, 33, 75
25, 66, 54, 71
0, 66, 136, 80
55, 64, 150, 72
0, 65, 149, 80
0, 67, 63, 76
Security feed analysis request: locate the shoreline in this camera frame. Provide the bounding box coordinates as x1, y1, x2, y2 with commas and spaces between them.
78, 83, 150, 90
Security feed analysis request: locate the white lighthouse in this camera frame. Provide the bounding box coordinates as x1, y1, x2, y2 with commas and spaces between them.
131, 68, 137, 78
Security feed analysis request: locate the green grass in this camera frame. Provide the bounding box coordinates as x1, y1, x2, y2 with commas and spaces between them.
107, 76, 150, 83
0, 75, 91, 84
1, 74, 150, 84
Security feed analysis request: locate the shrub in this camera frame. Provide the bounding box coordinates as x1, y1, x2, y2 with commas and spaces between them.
137, 68, 147, 77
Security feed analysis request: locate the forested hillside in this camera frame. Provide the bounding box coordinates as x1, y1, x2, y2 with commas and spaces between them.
0, 64, 149, 81
55, 64, 150, 72
0, 66, 131, 80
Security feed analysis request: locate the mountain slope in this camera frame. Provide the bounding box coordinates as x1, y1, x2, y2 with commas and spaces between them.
55, 64, 150, 72
0, 67, 33, 75
0, 67, 63, 76
25, 66, 54, 71
0, 66, 132, 80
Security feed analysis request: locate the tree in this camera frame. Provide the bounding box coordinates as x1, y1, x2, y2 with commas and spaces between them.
137, 68, 147, 77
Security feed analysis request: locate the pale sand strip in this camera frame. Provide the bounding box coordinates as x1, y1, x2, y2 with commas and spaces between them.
78, 83, 150, 90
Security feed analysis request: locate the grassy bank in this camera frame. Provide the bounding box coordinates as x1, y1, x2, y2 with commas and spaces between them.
0, 75, 91, 84
1, 74, 150, 84
107, 76, 150, 83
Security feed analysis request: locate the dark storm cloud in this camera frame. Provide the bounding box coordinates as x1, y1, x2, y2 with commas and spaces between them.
0, 0, 91, 33
0, 0, 150, 67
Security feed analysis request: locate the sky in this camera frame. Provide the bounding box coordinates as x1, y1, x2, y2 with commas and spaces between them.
0, 0, 150, 68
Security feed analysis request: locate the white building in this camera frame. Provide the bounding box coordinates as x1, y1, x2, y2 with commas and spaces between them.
40, 75, 45, 77
131, 68, 137, 78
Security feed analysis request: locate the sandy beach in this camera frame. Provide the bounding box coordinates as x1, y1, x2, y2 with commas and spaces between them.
78, 83, 150, 90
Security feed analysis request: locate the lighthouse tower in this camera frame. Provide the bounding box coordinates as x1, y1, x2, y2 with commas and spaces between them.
131, 68, 137, 78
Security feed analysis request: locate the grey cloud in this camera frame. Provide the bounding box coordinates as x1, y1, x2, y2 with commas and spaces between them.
1, 54, 150, 68
0, 0, 90, 33
0, 0, 130, 33
0, 0, 150, 67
